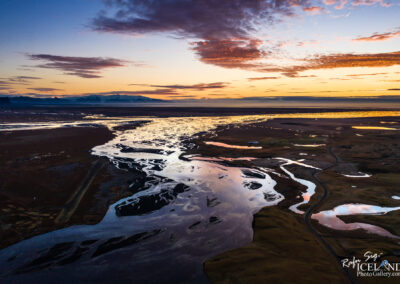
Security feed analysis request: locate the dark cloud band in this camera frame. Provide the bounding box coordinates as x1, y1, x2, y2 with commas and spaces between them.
27, 54, 128, 78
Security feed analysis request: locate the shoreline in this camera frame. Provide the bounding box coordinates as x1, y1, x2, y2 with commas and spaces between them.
2, 106, 400, 123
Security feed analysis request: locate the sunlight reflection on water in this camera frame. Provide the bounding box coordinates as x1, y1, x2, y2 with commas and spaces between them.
312, 204, 400, 239
352, 126, 398, 130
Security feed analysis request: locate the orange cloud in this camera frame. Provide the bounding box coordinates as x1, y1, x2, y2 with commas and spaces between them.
323, 0, 348, 10
303, 6, 325, 14
353, 30, 400, 42
151, 82, 229, 91
260, 51, 400, 77
345, 72, 387, 77
310, 51, 400, 69
130, 82, 229, 91
323, 0, 391, 9
248, 76, 280, 81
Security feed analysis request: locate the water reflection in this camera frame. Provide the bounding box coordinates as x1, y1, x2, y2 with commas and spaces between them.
352, 126, 398, 130
0, 117, 151, 131
275, 158, 320, 214
204, 141, 262, 149
189, 156, 257, 162
0, 115, 283, 283
342, 172, 372, 178
312, 204, 400, 239
1, 111, 400, 281
293, 144, 325, 147
2, 110, 400, 132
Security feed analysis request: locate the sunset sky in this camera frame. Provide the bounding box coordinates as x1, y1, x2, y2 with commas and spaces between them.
0, 0, 399, 100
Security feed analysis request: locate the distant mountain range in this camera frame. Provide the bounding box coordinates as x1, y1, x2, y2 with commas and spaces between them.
1, 94, 400, 107
0, 94, 164, 105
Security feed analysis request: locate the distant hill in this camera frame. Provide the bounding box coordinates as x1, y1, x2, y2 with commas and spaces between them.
72, 94, 164, 103
0, 94, 164, 105
0, 97, 10, 104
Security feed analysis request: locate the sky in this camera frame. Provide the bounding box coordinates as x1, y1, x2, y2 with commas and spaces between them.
0, 0, 399, 101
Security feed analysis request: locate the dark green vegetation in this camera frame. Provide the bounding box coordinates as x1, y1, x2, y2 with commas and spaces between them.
205, 207, 346, 283
194, 116, 400, 283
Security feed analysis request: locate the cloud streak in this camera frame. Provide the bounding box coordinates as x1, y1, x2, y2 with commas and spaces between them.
9, 76, 41, 82
260, 51, 400, 77
0, 80, 10, 86
27, 54, 128, 78
0, 76, 41, 87
351, 0, 391, 7
248, 76, 280, 81
323, 0, 391, 9
150, 82, 229, 90
345, 72, 387, 77
116, 89, 178, 95
353, 29, 400, 42
308, 51, 400, 69
303, 6, 326, 14
28, 87, 63, 92
129, 82, 229, 94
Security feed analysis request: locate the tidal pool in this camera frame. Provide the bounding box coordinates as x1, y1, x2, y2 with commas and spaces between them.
342, 172, 372, 178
